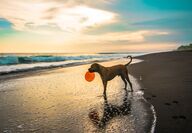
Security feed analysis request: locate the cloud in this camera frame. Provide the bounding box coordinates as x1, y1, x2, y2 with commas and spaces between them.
76, 30, 169, 44
0, 0, 177, 53
42, 0, 114, 7
69, 42, 177, 53
0, 0, 116, 34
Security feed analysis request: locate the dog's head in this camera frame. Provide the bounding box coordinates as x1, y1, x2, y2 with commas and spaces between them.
88, 63, 100, 73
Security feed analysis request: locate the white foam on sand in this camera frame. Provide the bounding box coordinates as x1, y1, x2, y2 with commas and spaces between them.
129, 75, 157, 133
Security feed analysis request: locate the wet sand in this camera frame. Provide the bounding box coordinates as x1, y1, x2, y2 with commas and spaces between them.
129, 51, 192, 133
0, 59, 154, 133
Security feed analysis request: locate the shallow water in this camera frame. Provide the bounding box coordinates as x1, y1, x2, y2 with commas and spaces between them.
0, 60, 156, 133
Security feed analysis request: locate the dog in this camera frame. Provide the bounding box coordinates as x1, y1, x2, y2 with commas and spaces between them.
88, 56, 133, 96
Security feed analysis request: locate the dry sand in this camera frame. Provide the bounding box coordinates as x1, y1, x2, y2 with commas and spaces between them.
130, 51, 192, 133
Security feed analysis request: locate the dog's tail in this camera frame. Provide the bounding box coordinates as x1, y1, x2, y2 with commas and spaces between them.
125, 56, 132, 66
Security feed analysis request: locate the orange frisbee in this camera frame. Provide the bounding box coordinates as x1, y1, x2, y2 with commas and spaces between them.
85, 71, 95, 82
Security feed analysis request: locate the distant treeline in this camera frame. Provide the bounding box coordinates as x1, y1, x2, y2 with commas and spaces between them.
177, 43, 192, 51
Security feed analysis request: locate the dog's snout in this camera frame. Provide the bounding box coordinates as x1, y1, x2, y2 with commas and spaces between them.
88, 68, 92, 72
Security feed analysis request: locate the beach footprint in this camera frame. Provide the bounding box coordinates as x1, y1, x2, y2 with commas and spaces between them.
146, 97, 151, 100
164, 102, 171, 106
179, 115, 186, 120
172, 100, 179, 104
172, 115, 186, 120
165, 100, 179, 106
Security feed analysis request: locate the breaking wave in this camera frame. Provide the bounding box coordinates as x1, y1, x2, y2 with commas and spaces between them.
0, 53, 144, 75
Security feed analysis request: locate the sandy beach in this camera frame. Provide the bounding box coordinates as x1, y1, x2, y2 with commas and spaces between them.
1, 51, 191, 133
0, 59, 155, 133
1, 0, 191, 132
130, 51, 192, 133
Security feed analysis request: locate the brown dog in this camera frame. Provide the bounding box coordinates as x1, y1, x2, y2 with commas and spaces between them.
88, 56, 133, 96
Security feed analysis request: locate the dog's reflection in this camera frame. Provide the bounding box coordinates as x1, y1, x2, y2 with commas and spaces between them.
88, 90, 131, 128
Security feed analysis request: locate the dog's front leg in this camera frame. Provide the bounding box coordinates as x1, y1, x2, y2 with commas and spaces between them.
102, 80, 107, 98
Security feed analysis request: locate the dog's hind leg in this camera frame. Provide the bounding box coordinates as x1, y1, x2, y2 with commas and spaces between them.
127, 79, 133, 92
125, 74, 133, 92
121, 76, 127, 91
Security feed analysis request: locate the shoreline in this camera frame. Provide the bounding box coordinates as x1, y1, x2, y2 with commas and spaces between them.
130, 51, 192, 132
128, 75, 157, 133
0, 58, 142, 82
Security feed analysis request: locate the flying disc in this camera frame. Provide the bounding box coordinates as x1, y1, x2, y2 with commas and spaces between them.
85, 71, 95, 82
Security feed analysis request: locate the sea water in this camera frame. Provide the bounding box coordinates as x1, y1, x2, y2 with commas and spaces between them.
0, 53, 144, 75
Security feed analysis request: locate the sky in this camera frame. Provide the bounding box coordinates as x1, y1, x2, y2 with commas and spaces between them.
0, 0, 192, 53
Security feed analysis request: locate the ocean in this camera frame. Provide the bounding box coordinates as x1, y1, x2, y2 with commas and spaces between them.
0, 53, 145, 75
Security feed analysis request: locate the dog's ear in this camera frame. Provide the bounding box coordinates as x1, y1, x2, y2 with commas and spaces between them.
91, 63, 101, 72
94, 63, 100, 70
94, 63, 99, 67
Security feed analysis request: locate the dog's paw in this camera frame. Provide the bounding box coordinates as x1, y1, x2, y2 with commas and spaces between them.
122, 87, 127, 90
